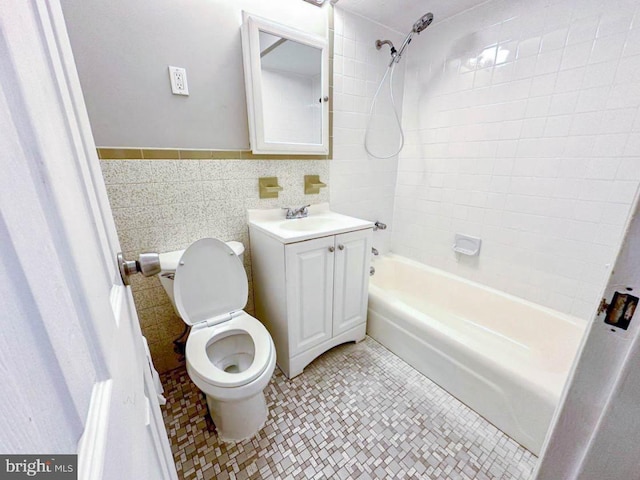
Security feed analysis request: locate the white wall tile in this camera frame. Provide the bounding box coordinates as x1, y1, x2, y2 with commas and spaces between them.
330, 9, 405, 254
392, 0, 640, 319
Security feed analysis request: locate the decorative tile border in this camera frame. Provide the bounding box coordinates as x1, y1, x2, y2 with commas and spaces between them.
96, 148, 330, 161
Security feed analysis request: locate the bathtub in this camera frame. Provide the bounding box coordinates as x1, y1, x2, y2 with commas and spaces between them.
367, 254, 586, 455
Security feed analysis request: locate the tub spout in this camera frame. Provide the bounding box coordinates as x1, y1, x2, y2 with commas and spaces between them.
374, 221, 387, 231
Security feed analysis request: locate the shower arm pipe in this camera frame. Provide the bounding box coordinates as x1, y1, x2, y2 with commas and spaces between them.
375, 35, 413, 67
375, 39, 396, 52
375, 39, 398, 65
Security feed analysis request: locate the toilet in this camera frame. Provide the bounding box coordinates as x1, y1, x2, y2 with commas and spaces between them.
158, 238, 276, 442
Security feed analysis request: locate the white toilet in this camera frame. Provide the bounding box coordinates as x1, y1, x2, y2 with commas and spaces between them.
158, 238, 276, 442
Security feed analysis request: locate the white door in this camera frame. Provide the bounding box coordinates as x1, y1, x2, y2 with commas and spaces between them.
285, 236, 335, 356
0, 2, 177, 479
332, 229, 372, 335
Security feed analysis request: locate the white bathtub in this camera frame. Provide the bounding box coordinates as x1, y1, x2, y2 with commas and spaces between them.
367, 254, 586, 455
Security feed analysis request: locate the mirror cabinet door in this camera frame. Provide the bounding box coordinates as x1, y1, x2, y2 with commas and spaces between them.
259, 31, 323, 146
242, 14, 329, 155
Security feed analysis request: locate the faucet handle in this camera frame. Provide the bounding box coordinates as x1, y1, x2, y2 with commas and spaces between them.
281, 206, 294, 219
282, 205, 310, 219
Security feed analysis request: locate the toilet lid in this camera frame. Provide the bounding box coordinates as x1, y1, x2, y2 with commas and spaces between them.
173, 238, 248, 326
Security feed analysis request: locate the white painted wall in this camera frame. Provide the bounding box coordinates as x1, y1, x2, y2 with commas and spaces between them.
393, 0, 640, 319
330, 9, 405, 253
60, 0, 328, 149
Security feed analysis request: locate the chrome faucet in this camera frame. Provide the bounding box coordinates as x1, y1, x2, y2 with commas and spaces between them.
282, 205, 310, 219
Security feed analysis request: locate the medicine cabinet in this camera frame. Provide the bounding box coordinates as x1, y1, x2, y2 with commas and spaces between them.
241, 12, 329, 155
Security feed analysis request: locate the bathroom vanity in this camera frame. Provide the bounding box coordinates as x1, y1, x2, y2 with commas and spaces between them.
248, 204, 374, 378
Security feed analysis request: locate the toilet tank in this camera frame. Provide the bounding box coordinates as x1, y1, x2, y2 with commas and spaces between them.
158, 240, 245, 315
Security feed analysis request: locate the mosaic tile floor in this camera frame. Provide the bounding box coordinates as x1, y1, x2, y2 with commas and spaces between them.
160, 337, 536, 479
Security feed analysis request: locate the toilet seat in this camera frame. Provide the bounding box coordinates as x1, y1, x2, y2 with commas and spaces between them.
173, 238, 274, 389
186, 312, 272, 388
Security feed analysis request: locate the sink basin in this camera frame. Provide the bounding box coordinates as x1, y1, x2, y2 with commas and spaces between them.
278, 217, 337, 232
248, 203, 375, 244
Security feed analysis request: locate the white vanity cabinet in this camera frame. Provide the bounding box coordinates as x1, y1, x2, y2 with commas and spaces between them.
248, 206, 374, 378
286, 229, 371, 357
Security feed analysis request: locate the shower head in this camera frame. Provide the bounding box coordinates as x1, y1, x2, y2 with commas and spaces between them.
376, 12, 434, 66
413, 12, 434, 33
394, 12, 434, 63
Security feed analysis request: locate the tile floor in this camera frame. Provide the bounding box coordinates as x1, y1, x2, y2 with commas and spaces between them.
160, 337, 536, 479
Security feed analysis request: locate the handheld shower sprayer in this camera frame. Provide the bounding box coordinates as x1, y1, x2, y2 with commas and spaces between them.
366, 12, 434, 159
413, 12, 434, 33
374, 13, 434, 67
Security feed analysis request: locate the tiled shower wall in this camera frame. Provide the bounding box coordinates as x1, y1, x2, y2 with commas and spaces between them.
330, 9, 405, 253
101, 158, 329, 372
394, 0, 640, 319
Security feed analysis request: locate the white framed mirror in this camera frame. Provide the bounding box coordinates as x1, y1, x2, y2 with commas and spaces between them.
241, 12, 329, 155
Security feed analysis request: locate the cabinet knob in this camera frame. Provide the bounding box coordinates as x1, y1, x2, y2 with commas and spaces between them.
328, 246, 335, 253
338, 244, 345, 250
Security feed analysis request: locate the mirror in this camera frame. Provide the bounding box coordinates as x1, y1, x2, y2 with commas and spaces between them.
242, 13, 329, 155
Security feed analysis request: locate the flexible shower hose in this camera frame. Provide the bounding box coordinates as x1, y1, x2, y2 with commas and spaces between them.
364, 61, 404, 159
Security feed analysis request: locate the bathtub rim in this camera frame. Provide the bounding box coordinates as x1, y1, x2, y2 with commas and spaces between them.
372, 253, 587, 330
368, 282, 566, 403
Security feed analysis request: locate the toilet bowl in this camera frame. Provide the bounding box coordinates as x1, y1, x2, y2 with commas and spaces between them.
159, 238, 276, 442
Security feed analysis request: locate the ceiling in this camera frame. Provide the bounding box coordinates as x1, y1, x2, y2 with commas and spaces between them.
334, 0, 488, 34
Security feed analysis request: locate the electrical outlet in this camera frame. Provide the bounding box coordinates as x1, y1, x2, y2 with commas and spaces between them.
168, 66, 189, 96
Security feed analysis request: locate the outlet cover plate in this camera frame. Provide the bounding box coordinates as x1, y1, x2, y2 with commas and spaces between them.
168, 66, 189, 96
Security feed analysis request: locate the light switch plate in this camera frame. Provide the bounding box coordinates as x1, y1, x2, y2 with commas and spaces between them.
168, 66, 189, 96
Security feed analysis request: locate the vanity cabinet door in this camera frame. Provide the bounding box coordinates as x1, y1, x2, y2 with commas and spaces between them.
285, 236, 335, 356
332, 229, 372, 336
